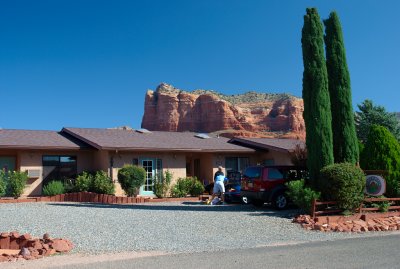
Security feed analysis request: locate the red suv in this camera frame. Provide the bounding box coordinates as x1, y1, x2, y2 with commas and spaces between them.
241, 166, 307, 209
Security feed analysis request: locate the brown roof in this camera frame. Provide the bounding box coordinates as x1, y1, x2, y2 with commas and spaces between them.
228, 137, 305, 153
62, 127, 255, 153
0, 129, 90, 150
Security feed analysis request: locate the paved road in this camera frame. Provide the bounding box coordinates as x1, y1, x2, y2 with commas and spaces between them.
24, 233, 400, 269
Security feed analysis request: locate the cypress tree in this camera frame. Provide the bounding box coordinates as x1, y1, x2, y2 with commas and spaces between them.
301, 8, 334, 189
324, 12, 359, 164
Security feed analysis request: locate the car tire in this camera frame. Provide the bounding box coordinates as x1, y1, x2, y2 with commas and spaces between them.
252, 199, 264, 207
273, 193, 288, 210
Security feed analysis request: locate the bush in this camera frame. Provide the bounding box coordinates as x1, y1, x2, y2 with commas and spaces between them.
320, 163, 365, 212
189, 179, 205, 196
171, 177, 204, 198
286, 180, 320, 214
43, 181, 65, 196
74, 172, 93, 192
360, 125, 400, 197
7, 171, 28, 198
0, 170, 7, 197
91, 171, 115, 195
117, 165, 146, 197
154, 170, 173, 198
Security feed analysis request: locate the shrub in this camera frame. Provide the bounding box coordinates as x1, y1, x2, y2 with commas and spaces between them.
42, 181, 65, 196
91, 171, 115, 195
171, 177, 204, 198
117, 165, 146, 197
7, 171, 28, 198
320, 163, 365, 212
154, 170, 173, 198
74, 172, 93, 192
360, 125, 400, 197
0, 170, 7, 197
286, 180, 320, 214
189, 178, 205, 196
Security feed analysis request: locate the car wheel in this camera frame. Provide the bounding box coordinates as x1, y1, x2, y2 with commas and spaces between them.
252, 199, 264, 207
273, 193, 288, 210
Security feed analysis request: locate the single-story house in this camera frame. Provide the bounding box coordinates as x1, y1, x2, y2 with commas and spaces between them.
0, 127, 304, 197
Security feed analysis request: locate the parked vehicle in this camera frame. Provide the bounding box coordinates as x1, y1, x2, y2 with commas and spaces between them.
224, 171, 244, 203
204, 170, 245, 203
240, 166, 307, 209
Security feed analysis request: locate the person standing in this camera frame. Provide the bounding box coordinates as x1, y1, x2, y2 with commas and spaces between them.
210, 166, 226, 204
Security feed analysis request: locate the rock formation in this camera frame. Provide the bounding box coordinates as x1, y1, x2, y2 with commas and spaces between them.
141, 83, 305, 139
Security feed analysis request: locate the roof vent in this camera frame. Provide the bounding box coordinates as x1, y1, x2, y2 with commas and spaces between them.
136, 128, 152, 134
195, 133, 210, 139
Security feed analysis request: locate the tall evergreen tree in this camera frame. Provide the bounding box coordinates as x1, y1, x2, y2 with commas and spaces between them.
324, 12, 359, 164
301, 8, 334, 189
356, 99, 400, 143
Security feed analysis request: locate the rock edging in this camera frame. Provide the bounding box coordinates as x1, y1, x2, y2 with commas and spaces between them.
0, 232, 73, 262
294, 213, 400, 232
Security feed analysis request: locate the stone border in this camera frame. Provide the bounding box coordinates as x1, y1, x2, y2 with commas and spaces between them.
0, 192, 202, 204
0, 232, 73, 262
294, 212, 400, 232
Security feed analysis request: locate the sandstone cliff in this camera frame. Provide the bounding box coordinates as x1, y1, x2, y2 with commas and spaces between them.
141, 83, 305, 139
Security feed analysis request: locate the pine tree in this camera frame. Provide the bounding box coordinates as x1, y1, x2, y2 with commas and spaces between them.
324, 12, 359, 164
301, 8, 334, 189
360, 125, 400, 197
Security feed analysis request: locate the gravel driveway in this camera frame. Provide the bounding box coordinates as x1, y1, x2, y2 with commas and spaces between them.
0, 202, 388, 254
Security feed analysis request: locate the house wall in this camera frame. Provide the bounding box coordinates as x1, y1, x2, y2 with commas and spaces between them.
108, 151, 187, 196
18, 150, 94, 196
259, 150, 293, 165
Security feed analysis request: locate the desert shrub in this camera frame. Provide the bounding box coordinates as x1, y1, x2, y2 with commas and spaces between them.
154, 170, 173, 198
320, 163, 365, 212
42, 181, 65, 196
7, 171, 28, 198
0, 170, 7, 197
74, 172, 93, 192
0, 171, 7, 197
286, 180, 320, 214
171, 177, 204, 198
189, 178, 205, 196
91, 171, 115, 195
117, 165, 146, 197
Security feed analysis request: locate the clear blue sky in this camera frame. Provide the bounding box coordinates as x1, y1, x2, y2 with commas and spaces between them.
1, 0, 399, 131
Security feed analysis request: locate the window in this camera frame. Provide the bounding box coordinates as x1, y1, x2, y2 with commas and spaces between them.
0, 156, 16, 172
225, 157, 250, 174
42, 155, 77, 186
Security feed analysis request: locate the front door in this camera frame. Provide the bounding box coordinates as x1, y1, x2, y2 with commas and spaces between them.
140, 159, 155, 196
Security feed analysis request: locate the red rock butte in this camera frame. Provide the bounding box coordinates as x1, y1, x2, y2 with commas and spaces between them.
141, 83, 305, 139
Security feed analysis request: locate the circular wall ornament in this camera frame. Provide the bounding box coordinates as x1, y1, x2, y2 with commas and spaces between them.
365, 175, 386, 196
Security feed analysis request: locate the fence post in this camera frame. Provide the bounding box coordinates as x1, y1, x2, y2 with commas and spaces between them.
311, 199, 317, 219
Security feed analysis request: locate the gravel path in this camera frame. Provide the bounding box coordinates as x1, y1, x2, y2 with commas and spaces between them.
0, 202, 394, 254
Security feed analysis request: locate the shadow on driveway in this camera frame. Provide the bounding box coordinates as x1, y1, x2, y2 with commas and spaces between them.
44, 202, 299, 218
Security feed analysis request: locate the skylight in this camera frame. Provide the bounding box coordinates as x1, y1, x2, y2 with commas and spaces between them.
195, 133, 210, 139
136, 129, 152, 134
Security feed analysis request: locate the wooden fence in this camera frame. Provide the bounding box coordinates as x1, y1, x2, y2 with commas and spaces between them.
311, 197, 400, 219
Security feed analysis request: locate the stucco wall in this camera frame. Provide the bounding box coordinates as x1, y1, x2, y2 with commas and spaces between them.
109, 152, 187, 196
19, 150, 94, 196
259, 150, 293, 165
